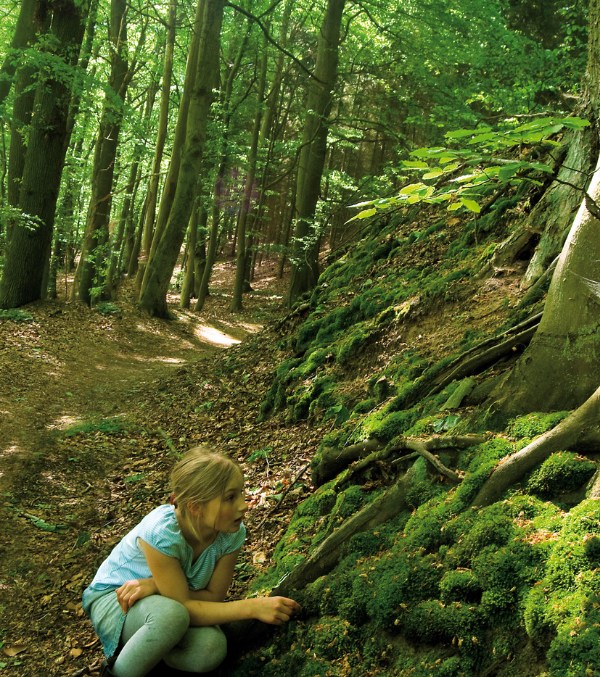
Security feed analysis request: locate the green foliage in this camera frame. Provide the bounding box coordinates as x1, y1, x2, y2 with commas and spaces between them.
351, 117, 589, 219
94, 301, 122, 316
0, 308, 34, 322
60, 417, 128, 438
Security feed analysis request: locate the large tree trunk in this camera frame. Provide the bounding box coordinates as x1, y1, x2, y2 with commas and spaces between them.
138, 0, 225, 318
287, 0, 346, 305
489, 0, 600, 416
491, 149, 600, 415
0, 1, 88, 309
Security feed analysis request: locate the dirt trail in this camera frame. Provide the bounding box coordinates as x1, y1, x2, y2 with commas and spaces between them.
0, 266, 292, 675
0, 298, 250, 496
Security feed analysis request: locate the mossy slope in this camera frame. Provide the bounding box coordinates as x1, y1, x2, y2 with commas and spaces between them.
237, 203, 599, 675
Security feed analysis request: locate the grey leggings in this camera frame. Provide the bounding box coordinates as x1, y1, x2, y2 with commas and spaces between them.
112, 595, 227, 676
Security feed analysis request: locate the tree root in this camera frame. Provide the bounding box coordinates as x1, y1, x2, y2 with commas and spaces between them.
316, 434, 486, 487
421, 315, 541, 400
273, 463, 419, 597
472, 385, 600, 507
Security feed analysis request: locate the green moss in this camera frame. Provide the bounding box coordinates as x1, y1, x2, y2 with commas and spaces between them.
526, 452, 596, 498
295, 486, 337, 518
402, 599, 482, 644
439, 569, 482, 603
333, 484, 368, 519
61, 416, 128, 437
305, 617, 357, 660
367, 408, 419, 442
335, 324, 371, 365
521, 500, 600, 671
404, 457, 445, 509
364, 551, 443, 630
353, 397, 377, 414
506, 411, 569, 439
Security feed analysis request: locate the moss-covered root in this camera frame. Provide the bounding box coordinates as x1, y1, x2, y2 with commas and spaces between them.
473, 384, 600, 507
273, 464, 418, 598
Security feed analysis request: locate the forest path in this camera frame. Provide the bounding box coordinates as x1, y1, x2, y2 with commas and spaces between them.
0, 262, 293, 676
0, 280, 262, 497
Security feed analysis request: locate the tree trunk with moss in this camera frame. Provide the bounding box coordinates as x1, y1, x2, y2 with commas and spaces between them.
0, 1, 88, 309
489, 0, 600, 416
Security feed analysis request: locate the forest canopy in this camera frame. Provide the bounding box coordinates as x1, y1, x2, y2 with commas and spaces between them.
0, 0, 588, 313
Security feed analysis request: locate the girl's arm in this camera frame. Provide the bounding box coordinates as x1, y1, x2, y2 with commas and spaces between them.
139, 539, 301, 626
187, 550, 238, 602
115, 551, 236, 610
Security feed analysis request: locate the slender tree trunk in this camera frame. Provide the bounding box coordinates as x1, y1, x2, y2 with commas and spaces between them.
180, 205, 199, 309
139, 0, 225, 318
231, 38, 268, 311
134, 0, 177, 290
195, 17, 251, 312
74, 0, 136, 305
0, 1, 88, 309
288, 0, 346, 305
0, 0, 37, 107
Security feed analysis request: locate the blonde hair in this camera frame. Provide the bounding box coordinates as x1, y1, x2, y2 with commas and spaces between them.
170, 446, 242, 515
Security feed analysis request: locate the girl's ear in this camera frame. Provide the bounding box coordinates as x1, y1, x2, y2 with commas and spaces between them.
187, 501, 204, 517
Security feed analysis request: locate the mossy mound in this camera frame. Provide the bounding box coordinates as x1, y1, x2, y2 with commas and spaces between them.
236, 421, 600, 675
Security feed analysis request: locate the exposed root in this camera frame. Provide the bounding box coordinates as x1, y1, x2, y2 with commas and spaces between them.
473, 384, 600, 507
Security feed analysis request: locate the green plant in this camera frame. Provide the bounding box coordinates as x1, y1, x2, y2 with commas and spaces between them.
350, 117, 589, 219
0, 309, 33, 322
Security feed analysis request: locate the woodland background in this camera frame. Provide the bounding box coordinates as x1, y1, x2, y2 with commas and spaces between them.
1, 0, 600, 675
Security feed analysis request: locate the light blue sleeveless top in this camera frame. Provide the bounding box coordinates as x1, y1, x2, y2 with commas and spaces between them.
82, 504, 246, 657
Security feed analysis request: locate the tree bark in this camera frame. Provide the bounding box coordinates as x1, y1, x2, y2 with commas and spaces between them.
0, 0, 88, 309
139, 0, 225, 317
288, 0, 346, 305
134, 0, 177, 289
74, 0, 137, 305
489, 0, 600, 416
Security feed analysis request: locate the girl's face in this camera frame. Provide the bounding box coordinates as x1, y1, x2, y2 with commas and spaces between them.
196, 469, 247, 534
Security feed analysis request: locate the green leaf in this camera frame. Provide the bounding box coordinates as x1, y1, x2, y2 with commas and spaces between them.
498, 164, 522, 181
560, 117, 590, 129
402, 160, 429, 169
460, 198, 481, 213
423, 169, 445, 180
399, 182, 427, 196
355, 207, 377, 219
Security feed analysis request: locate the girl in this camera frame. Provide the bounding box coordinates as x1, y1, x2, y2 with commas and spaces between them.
82, 447, 301, 676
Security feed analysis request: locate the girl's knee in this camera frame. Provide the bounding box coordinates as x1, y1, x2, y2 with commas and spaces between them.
145, 595, 190, 634
201, 627, 227, 670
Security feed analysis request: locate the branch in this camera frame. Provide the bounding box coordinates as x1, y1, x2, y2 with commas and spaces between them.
226, 2, 322, 83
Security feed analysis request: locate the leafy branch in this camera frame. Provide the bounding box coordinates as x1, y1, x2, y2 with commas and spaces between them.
349, 116, 591, 221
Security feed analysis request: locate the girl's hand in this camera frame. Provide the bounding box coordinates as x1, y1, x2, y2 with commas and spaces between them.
253, 596, 302, 625
116, 578, 158, 612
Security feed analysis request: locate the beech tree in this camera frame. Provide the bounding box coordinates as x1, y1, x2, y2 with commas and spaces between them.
139, 0, 226, 317
288, 0, 346, 305
0, 0, 89, 309
73, 0, 138, 305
